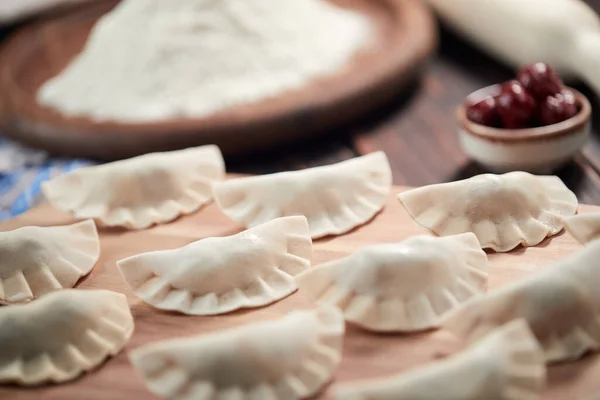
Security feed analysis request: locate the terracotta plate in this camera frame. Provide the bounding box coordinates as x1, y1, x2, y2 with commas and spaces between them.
0, 0, 436, 161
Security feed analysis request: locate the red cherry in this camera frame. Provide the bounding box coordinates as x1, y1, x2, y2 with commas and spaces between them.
496, 80, 537, 129
465, 96, 500, 126
517, 62, 563, 100
539, 89, 579, 125
560, 88, 578, 112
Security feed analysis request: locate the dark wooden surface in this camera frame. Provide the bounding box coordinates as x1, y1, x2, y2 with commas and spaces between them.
227, 7, 600, 206
2, 2, 600, 204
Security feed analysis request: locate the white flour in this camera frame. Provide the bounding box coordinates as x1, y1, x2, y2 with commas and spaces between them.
38, 0, 370, 123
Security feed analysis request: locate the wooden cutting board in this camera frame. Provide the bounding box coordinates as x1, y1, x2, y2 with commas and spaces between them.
0, 185, 599, 400
0, 0, 436, 161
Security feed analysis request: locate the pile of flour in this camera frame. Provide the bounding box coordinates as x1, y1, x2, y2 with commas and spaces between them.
38, 0, 371, 123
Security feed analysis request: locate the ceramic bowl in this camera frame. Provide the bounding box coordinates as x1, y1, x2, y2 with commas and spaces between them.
456, 84, 591, 173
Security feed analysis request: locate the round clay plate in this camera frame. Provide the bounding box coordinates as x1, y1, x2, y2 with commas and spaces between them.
0, 0, 436, 161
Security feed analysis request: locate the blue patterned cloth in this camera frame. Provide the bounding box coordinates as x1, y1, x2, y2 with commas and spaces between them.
0, 26, 94, 220
0, 137, 93, 220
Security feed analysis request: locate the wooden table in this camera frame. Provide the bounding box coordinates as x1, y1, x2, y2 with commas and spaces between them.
1, 3, 600, 204
227, 17, 600, 206
2, 5, 600, 399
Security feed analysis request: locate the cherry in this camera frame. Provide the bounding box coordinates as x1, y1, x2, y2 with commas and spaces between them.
560, 88, 578, 110
539, 88, 579, 125
465, 96, 500, 126
517, 62, 563, 100
496, 80, 537, 129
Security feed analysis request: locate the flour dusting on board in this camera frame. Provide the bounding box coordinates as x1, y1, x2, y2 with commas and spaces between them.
37, 0, 371, 123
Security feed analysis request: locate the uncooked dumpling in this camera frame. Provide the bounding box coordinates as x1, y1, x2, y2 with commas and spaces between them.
398, 172, 577, 252
129, 306, 344, 400
0, 219, 100, 305
42, 145, 225, 229
444, 238, 600, 362
296, 233, 487, 332
333, 319, 545, 400
563, 213, 600, 244
0, 289, 133, 385
117, 216, 312, 315
213, 152, 392, 239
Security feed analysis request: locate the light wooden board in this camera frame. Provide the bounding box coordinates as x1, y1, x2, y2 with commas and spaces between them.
1, 185, 599, 399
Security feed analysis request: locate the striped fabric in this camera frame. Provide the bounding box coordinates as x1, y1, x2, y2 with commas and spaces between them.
0, 138, 93, 220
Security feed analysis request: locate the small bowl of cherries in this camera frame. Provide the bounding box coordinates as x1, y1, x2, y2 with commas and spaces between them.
457, 62, 591, 173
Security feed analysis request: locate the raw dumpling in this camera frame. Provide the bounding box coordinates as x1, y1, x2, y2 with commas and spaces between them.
563, 213, 600, 244
398, 172, 578, 252
333, 319, 545, 400
0, 289, 133, 385
444, 238, 600, 362
213, 152, 392, 239
296, 233, 487, 332
129, 306, 344, 400
117, 216, 312, 315
0, 219, 100, 305
42, 145, 225, 229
